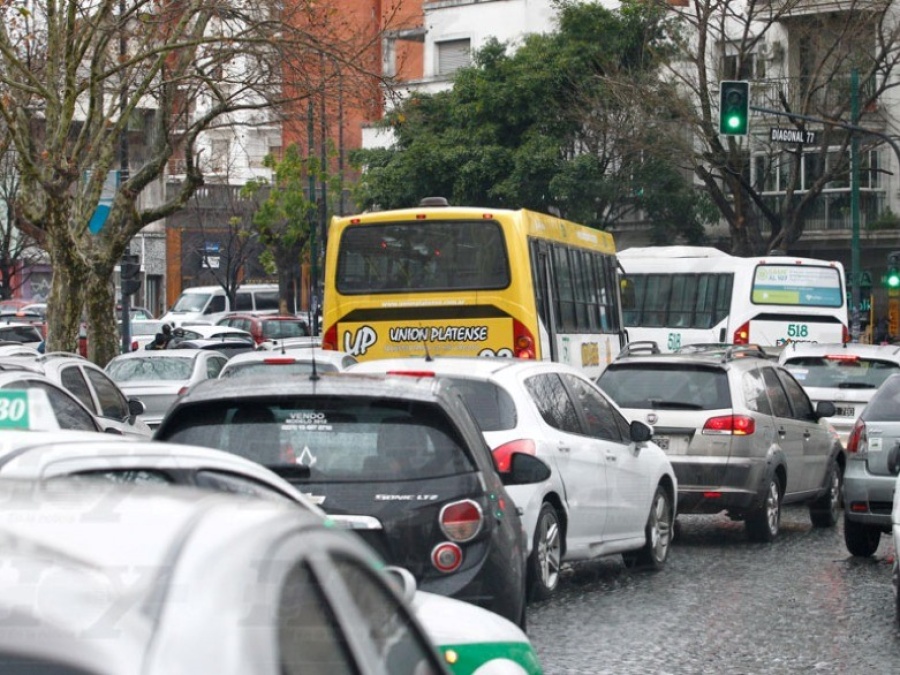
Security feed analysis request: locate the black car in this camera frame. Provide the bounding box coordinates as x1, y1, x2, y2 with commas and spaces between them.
154, 372, 548, 627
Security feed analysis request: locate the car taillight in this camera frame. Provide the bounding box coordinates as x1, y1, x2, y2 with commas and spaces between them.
846, 419, 867, 457
386, 370, 436, 378
263, 357, 296, 365
733, 321, 750, 345
513, 319, 536, 359
322, 324, 337, 351
131, 340, 138, 352
842, 324, 850, 344
439, 499, 483, 542
431, 542, 463, 573
702, 415, 755, 435
492, 439, 536, 473
176, 386, 190, 397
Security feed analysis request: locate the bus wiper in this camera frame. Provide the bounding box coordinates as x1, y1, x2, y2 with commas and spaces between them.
647, 399, 704, 410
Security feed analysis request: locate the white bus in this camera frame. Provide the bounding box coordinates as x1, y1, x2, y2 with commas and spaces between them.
619, 246, 848, 352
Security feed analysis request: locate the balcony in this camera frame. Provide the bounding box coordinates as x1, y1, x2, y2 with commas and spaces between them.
751, 75, 880, 123
760, 0, 888, 19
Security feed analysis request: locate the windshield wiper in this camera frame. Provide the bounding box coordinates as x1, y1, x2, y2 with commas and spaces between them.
268, 464, 312, 480
647, 399, 705, 410
838, 382, 876, 389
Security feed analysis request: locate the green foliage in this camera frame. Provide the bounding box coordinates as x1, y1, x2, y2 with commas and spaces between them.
350, 0, 703, 241
867, 207, 900, 231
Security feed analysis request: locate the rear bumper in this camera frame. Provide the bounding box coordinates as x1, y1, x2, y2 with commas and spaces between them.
843, 458, 895, 527
671, 456, 769, 514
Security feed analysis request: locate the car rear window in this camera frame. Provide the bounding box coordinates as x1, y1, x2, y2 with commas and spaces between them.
861, 375, 900, 421
262, 320, 310, 340
782, 355, 899, 390
107, 357, 194, 381
160, 398, 476, 481
442, 378, 517, 431
220, 362, 339, 378
598, 363, 731, 410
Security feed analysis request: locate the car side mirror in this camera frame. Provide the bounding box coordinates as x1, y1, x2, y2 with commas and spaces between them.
815, 401, 836, 419
630, 420, 653, 444
127, 397, 145, 422
501, 453, 551, 486
382, 566, 418, 603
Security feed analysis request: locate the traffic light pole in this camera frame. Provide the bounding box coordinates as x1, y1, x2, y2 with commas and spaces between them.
749, 102, 900, 341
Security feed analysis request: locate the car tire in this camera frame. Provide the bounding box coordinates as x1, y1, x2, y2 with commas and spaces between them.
746, 474, 782, 542
894, 557, 900, 624
844, 515, 881, 557
809, 459, 843, 528
527, 502, 562, 601
623, 485, 674, 570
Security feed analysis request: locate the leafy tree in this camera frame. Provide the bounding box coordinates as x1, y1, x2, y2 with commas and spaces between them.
352, 1, 714, 241
0, 0, 394, 364
243, 144, 320, 317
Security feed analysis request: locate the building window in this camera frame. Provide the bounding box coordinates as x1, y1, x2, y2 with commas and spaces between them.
722, 52, 765, 80
437, 39, 471, 76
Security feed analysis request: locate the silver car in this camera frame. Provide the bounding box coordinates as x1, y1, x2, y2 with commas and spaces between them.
105, 349, 228, 428
778, 342, 900, 446
843, 372, 900, 557
599, 345, 843, 542
219, 349, 357, 378
0, 480, 451, 675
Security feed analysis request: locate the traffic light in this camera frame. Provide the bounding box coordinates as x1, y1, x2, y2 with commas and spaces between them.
120, 253, 141, 296
719, 81, 750, 136
887, 252, 900, 289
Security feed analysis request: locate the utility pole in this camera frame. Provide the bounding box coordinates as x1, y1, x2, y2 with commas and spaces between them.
119, 0, 132, 355
308, 99, 319, 336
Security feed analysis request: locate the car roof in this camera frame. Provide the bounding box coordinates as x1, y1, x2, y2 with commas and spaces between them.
109, 349, 205, 361
0, 480, 329, 672
223, 349, 354, 368
778, 342, 900, 361
173, 371, 445, 406
348, 355, 577, 380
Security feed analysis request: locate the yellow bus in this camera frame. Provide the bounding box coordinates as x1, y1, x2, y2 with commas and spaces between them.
322, 200, 626, 376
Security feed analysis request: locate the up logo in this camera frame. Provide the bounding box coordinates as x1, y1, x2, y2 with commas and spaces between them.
343, 326, 377, 356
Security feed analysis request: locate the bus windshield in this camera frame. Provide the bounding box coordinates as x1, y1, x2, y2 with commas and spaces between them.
336, 220, 510, 293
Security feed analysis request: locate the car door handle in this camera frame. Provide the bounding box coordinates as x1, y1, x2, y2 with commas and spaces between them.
605, 452, 617, 462
559, 445, 570, 453
777, 427, 787, 437
803, 430, 811, 440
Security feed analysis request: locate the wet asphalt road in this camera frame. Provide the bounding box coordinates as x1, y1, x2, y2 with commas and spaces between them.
527, 505, 900, 674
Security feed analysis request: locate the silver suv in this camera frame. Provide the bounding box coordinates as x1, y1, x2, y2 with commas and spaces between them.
778, 342, 900, 447
598, 345, 844, 542
842, 372, 900, 557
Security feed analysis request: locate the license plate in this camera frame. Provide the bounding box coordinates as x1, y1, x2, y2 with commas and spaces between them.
834, 406, 855, 418
654, 436, 690, 455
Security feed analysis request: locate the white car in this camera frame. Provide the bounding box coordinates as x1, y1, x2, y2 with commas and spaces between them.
892, 474, 900, 621
218, 348, 357, 378
0, 430, 543, 675
350, 356, 678, 600
170, 324, 254, 343
779, 342, 900, 446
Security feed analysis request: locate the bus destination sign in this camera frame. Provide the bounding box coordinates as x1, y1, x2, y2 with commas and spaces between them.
770, 127, 818, 145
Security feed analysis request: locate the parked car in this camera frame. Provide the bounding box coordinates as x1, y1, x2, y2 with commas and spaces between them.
0, 320, 43, 348
105, 350, 228, 428
892, 475, 900, 620
258, 336, 322, 351
0, 429, 544, 675
842, 372, 900, 557
168, 324, 254, 343
122, 319, 167, 351
217, 312, 310, 345
155, 372, 551, 627
160, 284, 283, 326
0, 371, 122, 432
219, 349, 357, 378
0, 351, 152, 437
778, 342, 900, 446
598, 345, 844, 542
0, 480, 454, 675
350, 356, 677, 600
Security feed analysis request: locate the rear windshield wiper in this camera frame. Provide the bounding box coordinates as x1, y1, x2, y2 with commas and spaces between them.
838, 382, 877, 389
647, 399, 705, 410
268, 464, 312, 480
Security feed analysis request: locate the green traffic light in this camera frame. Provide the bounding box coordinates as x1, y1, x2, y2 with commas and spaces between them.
889, 274, 900, 289
727, 115, 742, 129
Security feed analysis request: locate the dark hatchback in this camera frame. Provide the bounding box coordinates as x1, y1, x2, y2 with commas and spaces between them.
154, 372, 548, 627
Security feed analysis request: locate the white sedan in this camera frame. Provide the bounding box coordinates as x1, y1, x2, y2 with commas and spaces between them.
351, 356, 678, 601
0, 428, 544, 675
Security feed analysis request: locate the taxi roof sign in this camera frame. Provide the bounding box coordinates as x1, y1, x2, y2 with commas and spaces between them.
0, 390, 60, 431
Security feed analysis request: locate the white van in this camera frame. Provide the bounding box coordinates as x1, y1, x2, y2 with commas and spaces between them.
160, 284, 282, 326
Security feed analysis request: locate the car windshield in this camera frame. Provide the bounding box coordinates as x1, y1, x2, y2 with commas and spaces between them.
0, 325, 42, 342
262, 320, 309, 339
128, 322, 164, 336
171, 293, 210, 312
442, 378, 517, 431
782, 356, 900, 389
161, 398, 476, 481
598, 364, 731, 410
220, 361, 339, 378
107, 357, 194, 381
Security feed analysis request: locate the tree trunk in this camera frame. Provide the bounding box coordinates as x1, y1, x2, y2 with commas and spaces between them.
84, 267, 119, 367
45, 227, 87, 354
